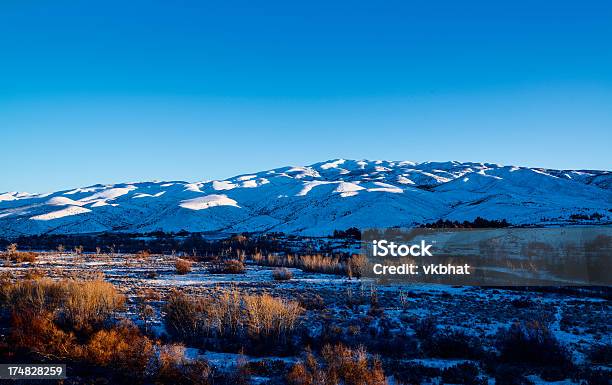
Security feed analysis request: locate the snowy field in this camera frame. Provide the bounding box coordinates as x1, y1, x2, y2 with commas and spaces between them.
1, 251, 609, 384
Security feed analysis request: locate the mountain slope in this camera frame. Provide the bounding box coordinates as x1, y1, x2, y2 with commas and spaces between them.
1, 160, 611, 237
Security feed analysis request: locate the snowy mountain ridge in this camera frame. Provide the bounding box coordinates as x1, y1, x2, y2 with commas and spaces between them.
1, 159, 611, 237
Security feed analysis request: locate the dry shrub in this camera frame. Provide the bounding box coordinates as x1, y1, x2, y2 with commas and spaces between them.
346, 254, 366, 278
3, 244, 38, 263
244, 293, 302, 339
273, 267, 293, 281
175, 259, 192, 274
12, 251, 39, 263
155, 343, 218, 385
209, 259, 246, 274
60, 279, 125, 332
11, 313, 154, 378
2, 278, 124, 333
421, 328, 483, 359
164, 289, 206, 340
287, 344, 386, 385
253, 253, 366, 277
86, 320, 154, 376
414, 316, 437, 340
137, 250, 151, 259
441, 362, 485, 385
146, 271, 159, 279
10, 311, 81, 360
164, 289, 302, 344
3, 278, 66, 315
300, 255, 345, 275
253, 253, 345, 275
23, 268, 45, 280
2, 278, 225, 383
157, 343, 189, 374
139, 287, 162, 301
154, 343, 250, 385
496, 320, 572, 368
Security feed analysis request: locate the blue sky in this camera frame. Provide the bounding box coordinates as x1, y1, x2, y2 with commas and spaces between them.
1, 0, 611, 192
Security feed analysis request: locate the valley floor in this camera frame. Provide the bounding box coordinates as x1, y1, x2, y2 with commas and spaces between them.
1, 252, 610, 384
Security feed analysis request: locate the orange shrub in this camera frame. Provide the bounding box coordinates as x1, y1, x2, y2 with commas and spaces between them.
175, 258, 192, 274
14, 251, 39, 263
209, 259, 246, 274
287, 344, 386, 385
86, 321, 155, 376
10, 311, 81, 360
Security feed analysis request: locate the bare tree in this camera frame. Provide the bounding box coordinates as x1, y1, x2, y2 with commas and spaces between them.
6, 243, 17, 264
73, 245, 84, 264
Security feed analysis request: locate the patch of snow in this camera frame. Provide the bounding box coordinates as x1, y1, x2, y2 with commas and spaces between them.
334, 182, 365, 197
297, 181, 334, 196
367, 182, 403, 193
0, 193, 17, 202
46, 196, 85, 206
532, 169, 559, 179
179, 195, 240, 210
320, 159, 346, 170
184, 183, 204, 192
397, 175, 415, 185
133, 191, 166, 198
30, 206, 91, 220
63, 186, 102, 195
78, 186, 137, 203
91, 201, 110, 207
287, 167, 321, 178
212, 180, 237, 191
242, 180, 258, 188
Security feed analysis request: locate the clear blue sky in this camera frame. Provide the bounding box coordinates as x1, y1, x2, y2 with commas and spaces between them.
1, 0, 611, 192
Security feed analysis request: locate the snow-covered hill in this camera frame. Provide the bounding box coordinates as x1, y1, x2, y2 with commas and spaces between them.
1, 160, 611, 237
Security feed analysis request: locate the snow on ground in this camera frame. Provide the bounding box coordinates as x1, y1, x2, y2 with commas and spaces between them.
30, 205, 91, 220
1, 250, 609, 384
179, 195, 240, 210
212, 180, 238, 190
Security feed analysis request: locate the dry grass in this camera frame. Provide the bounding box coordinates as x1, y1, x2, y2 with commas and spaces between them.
2, 277, 125, 333
164, 289, 303, 344
0, 277, 236, 384
287, 344, 386, 385
61, 279, 125, 331
175, 258, 192, 274
12, 251, 39, 263
252, 253, 366, 277
209, 259, 246, 274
